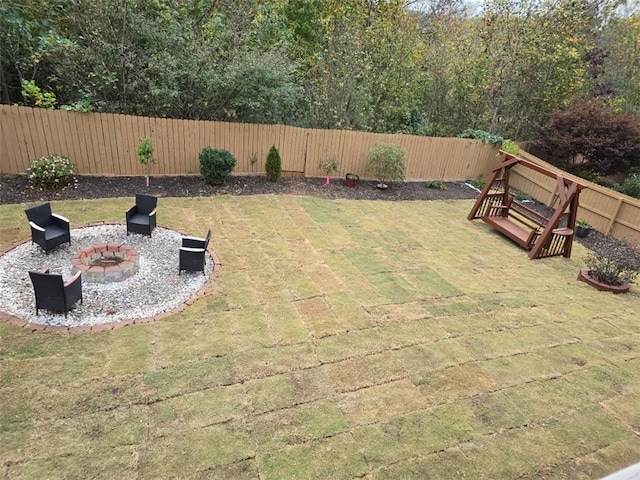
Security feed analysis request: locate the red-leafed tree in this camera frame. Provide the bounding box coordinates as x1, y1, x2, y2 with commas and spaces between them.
534, 99, 640, 176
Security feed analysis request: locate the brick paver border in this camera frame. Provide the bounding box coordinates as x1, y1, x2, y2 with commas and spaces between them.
0, 222, 221, 333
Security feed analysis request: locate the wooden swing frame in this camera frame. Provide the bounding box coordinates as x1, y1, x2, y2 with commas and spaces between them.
467, 153, 585, 259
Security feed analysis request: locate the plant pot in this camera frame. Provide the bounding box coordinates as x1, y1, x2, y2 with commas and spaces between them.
345, 173, 359, 188
376, 182, 388, 190
577, 267, 630, 294
575, 225, 592, 238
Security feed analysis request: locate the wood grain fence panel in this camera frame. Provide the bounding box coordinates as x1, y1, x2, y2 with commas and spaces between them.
104, 113, 121, 175
72, 112, 90, 174
230, 121, 247, 173
123, 113, 139, 176
11, 106, 31, 171
0, 108, 13, 173
202, 120, 216, 159
50, 110, 69, 161
0, 106, 24, 173
162, 117, 175, 175
21, 109, 42, 163
147, 116, 161, 175
182, 119, 195, 174
304, 128, 325, 177
613, 200, 640, 242
62, 112, 84, 174
64, 111, 84, 172
37, 107, 57, 155
166, 118, 181, 176
29, 108, 51, 159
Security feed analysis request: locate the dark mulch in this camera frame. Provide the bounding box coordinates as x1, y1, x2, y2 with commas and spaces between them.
2, 173, 639, 268
0, 174, 478, 204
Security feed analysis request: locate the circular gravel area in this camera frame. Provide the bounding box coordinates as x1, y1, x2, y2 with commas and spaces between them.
0, 225, 214, 328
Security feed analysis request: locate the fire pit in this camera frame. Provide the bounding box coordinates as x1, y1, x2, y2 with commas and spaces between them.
71, 243, 140, 283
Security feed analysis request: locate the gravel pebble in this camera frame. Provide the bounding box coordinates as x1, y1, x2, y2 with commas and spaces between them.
0, 225, 213, 327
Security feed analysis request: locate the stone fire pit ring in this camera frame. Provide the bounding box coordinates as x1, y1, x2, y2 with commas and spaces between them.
0, 224, 218, 330
72, 243, 140, 283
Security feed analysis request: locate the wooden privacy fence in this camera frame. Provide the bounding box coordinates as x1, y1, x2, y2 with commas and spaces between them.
0, 105, 497, 180
508, 151, 640, 244
2, 105, 638, 245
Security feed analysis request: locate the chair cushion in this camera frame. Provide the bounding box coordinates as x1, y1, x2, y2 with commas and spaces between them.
128, 213, 151, 226
45, 225, 68, 240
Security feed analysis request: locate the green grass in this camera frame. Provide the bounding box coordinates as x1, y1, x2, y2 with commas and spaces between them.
1, 195, 640, 479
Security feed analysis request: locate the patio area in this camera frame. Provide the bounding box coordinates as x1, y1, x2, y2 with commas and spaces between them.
1, 194, 639, 479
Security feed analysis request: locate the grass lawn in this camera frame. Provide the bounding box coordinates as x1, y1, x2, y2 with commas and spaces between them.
1, 195, 639, 479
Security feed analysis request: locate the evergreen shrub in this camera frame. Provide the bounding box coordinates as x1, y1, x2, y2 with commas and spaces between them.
614, 173, 640, 199
265, 145, 282, 182
199, 147, 237, 185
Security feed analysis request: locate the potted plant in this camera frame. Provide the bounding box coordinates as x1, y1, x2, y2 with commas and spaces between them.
366, 143, 407, 189
578, 252, 638, 293
575, 219, 592, 238
319, 157, 340, 185
136, 137, 157, 187
345, 173, 359, 187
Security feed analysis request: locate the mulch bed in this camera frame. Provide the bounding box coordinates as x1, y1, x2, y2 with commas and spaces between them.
0, 174, 478, 204
2, 173, 639, 268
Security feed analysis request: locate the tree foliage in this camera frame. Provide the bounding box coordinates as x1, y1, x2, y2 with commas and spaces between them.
2, 0, 640, 146
534, 98, 640, 176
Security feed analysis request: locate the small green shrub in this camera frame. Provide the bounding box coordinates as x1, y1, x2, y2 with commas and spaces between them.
514, 190, 532, 201
576, 219, 590, 227
21, 79, 57, 109
501, 139, 520, 155
613, 173, 640, 199
366, 143, 406, 184
425, 180, 446, 190
457, 129, 504, 146
466, 175, 486, 190
199, 147, 237, 185
26, 154, 77, 189
265, 145, 282, 182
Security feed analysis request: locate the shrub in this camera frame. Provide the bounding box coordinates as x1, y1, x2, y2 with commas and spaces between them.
199, 147, 237, 185
613, 173, 640, 199
425, 180, 446, 190
534, 98, 640, 176
366, 143, 406, 184
265, 145, 282, 182
501, 139, 520, 156
26, 154, 77, 189
319, 157, 340, 176
457, 129, 504, 146
514, 190, 532, 201
585, 252, 638, 285
466, 175, 486, 191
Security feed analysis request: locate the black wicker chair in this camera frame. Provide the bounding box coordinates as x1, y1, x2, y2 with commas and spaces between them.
28, 268, 83, 317
125, 194, 157, 237
179, 229, 211, 274
24, 203, 71, 253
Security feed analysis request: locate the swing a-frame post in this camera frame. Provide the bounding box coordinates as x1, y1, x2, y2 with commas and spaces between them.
467, 152, 585, 259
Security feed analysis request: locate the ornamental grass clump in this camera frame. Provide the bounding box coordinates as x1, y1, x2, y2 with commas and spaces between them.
26, 154, 77, 189
199, 147, 237, 185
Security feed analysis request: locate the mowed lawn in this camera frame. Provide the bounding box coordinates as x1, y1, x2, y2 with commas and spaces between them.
1, 194, 640, 480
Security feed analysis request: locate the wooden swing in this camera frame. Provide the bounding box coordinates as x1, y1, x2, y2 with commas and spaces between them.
467, 152, 585, 259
